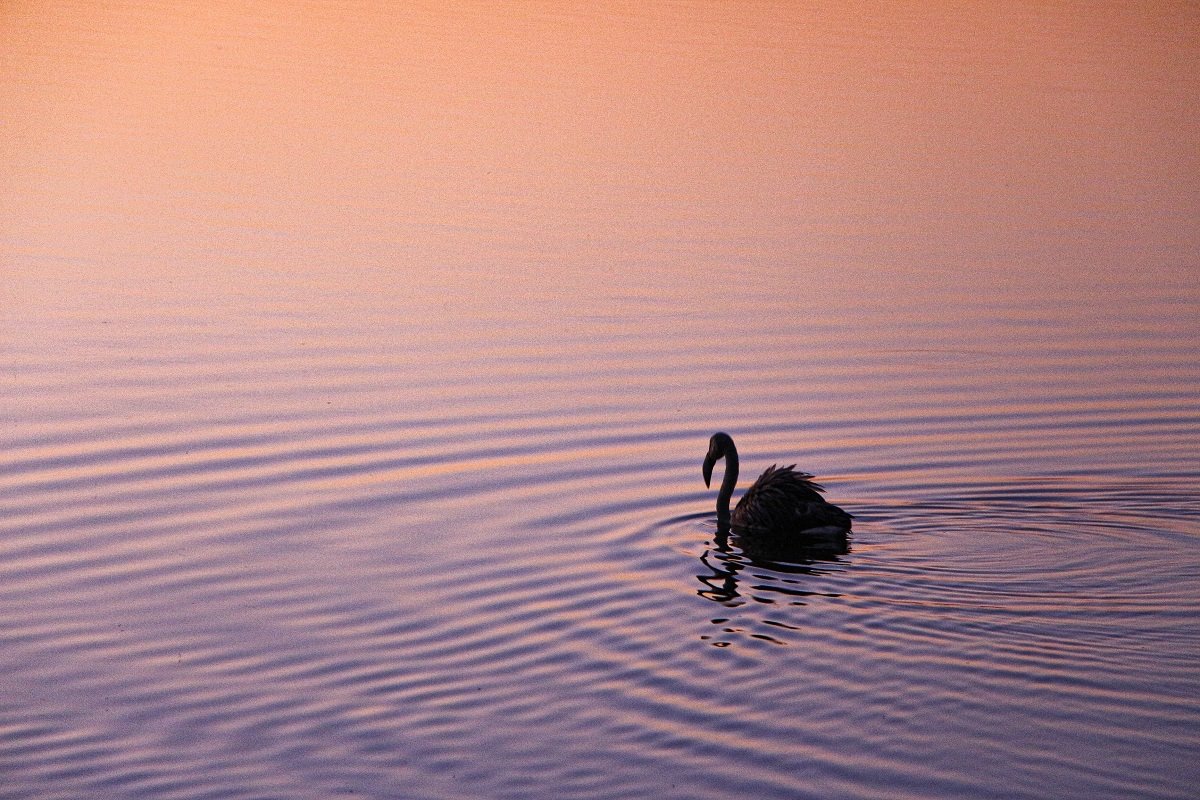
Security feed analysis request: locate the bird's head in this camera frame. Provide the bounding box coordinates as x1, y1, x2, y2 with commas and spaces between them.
703, 431, 734, 487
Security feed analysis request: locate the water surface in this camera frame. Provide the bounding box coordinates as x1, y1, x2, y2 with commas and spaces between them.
2, 2, 1199, 799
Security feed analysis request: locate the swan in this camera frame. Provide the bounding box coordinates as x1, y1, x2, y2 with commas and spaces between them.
702, 432, 852, 540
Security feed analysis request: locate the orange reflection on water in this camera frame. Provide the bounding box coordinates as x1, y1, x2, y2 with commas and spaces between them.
3, 1, 1196, 307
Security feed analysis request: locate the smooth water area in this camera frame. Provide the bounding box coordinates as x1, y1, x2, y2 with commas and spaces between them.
3, 3, 1199, 799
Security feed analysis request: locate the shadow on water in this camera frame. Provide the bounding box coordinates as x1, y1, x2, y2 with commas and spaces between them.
696, 520, 850, 607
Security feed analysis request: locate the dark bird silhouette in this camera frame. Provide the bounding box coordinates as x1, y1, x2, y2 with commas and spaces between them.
702, 432, 852, 544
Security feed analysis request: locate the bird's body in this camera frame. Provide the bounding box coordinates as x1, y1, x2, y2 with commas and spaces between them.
703, 432, 852, 542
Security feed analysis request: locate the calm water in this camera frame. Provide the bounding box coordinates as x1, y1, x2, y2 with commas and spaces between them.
3, 3, 1199, 799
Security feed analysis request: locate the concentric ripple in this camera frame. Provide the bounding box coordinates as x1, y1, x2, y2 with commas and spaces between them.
3, 277, 1199, 800
3, 299, 1200, 799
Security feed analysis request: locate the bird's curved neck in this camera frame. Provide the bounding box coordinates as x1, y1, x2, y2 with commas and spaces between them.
716, 449, 739, 524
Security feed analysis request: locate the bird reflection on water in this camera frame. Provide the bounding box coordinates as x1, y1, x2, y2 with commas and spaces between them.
696, 520, 849, 606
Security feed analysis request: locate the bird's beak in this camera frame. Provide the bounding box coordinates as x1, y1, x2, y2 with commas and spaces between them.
702, 451, 716, 488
